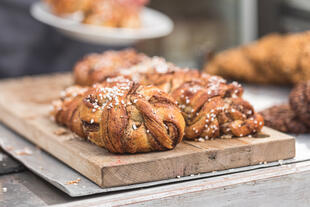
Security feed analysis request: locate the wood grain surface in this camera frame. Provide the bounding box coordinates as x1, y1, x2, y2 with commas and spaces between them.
0, 74, 296, 187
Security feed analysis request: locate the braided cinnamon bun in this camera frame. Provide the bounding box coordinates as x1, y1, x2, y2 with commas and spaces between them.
53, 76, 185, 153
141, 70, 263, 140
72, 50, 264, 140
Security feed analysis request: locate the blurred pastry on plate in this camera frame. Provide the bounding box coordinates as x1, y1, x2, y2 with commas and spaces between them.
46, 0, 92, 15
83, 0, 148, 28
46, 0, 149, 28
204, 31, 310, 85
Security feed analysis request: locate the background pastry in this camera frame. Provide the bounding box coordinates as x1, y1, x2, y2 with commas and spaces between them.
260, 104, 309, 134
289, 81, 310, 127
261, 80, 310, 134
46, 0, 92, 15
204, 31, 310, 85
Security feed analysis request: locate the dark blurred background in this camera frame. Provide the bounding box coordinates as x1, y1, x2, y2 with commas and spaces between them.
1, 0, 310, 78
138, 0, 310, 68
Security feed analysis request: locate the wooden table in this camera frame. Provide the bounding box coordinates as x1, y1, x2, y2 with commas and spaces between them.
1, 152, 310, 207
1, 81, 309, 206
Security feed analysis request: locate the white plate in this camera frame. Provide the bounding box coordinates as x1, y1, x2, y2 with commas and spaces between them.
30, 1, 174, 46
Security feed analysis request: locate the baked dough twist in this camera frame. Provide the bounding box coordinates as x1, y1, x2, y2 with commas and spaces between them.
140, 70, 264, 140
53, 76, 185, 153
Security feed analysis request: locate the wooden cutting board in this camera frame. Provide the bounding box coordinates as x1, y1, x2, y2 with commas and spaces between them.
0, 74, 295, 187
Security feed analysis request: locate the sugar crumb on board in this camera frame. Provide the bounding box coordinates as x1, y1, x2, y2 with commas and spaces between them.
15, 148, 33, 156
54, 128, 68, 136
66, 178, 81, 185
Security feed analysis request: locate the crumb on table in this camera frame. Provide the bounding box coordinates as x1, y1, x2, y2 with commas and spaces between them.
15, 148, 33, 156
66, 178, 81, 185
54, 128, 68, 136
